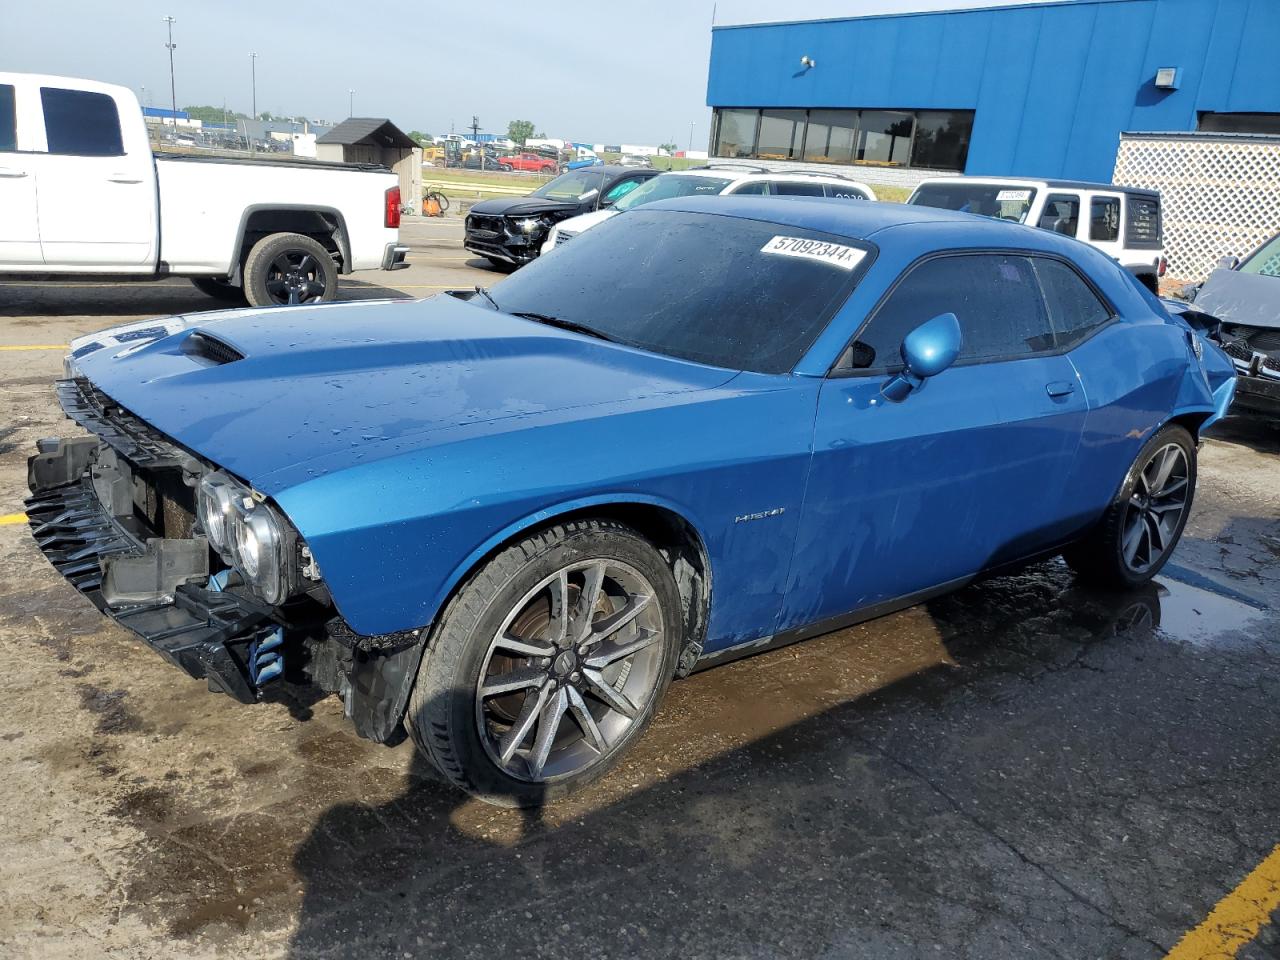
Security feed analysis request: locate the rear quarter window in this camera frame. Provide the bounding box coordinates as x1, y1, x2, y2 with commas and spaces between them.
1125, 195, 1163, 249
0, 85, 15, 152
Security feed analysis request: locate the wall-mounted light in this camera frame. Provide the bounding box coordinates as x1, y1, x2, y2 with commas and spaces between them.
800, 55, 816, 69
1154, 67, 1181, 90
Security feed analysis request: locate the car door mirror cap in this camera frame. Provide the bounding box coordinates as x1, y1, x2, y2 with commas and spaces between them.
880, 312, 962, 403
1217, 255, 1240, 271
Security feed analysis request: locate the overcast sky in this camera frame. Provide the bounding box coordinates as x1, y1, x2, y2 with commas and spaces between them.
1, 0, 1058, 145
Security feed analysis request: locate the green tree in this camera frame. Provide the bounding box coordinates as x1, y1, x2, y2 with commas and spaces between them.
408, 130, 433, 145
659, 141, 678, 155
182, 105, 249, 123
507, 120, 535, 145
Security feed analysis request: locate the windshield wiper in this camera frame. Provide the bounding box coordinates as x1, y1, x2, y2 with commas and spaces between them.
473, 285, 500, 310
511, 312, 620, 344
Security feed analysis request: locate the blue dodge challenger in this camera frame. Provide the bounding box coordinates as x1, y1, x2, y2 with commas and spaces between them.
27, 198, 1235, 804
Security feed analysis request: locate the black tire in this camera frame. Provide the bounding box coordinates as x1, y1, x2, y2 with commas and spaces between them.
406, 519, 682, 807
1063, 423, 1196, 589
189, 276, 247, 304
242, 232, 337, 308
497, 163, 512, 172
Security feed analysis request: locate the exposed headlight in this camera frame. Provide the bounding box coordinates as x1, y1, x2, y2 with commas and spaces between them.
231, 501, 288, 604
515, 217, 542, 233
198, 474, 240, 552
197, 470, 294, 605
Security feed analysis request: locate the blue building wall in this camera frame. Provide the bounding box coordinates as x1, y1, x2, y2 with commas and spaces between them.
706, 0, 1280, 181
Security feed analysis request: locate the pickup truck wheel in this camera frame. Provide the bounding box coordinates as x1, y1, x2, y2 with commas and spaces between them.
189, 277, 247, 304
1063, 424, 1196, 589
243, 233, 337, 307
406, 519, 681, 806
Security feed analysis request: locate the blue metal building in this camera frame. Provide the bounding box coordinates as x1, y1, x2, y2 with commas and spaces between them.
705, 0, 1280, 182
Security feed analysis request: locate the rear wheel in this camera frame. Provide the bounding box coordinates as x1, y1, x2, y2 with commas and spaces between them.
243, 232, 337, 307
406, 519, 681, 806
1063, 424, 1196, 588
189, 276, 246, 304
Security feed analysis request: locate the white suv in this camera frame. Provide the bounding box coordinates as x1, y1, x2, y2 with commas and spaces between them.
542, 166, 878, 254
907, 177, 1167, 292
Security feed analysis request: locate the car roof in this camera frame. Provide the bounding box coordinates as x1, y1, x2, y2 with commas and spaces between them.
645, 194, 1084, 249
648, 167, 873, 188
917, 175, 1159, 199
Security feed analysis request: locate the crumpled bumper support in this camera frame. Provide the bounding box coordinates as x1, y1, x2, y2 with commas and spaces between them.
25, 476, 275, 704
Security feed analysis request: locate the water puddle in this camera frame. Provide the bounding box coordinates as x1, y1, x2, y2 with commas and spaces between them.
1143, 566, 1271, 648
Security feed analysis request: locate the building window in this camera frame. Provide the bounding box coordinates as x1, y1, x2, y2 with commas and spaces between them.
756, 109, 806, 160
1198, 112, 1280, 136
713, 109, 759, 159
910, 110, 974, 170
711, 107, 972, 170
855, 110, 914, 164
803, 110, 858, 164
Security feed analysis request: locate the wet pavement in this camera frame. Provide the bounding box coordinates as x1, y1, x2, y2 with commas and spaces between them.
1, 222, 1278, 959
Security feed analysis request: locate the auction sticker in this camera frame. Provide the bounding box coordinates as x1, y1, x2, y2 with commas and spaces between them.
996, 189, 1032, 202
761, 235, 866, 270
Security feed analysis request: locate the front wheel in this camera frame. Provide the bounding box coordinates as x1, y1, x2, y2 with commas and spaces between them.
406, 520, 682, 806
1063, 424, 1196, 589
243, 232, 338, 307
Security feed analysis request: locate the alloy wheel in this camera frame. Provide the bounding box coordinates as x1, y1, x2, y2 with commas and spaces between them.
1121, 443, 1190, 574
475, 559, 665, 783
264, 250, 329, 305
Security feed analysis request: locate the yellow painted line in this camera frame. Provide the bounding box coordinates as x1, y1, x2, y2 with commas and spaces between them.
0, 344, 68, 351
0, 513, 28, 526
1166, 844, 1280, 959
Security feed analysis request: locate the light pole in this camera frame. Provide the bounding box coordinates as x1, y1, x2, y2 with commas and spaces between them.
348, 89, 354, 117
162, 16, 177, 126
250, 52, 258, 119
688, 120, 695, 154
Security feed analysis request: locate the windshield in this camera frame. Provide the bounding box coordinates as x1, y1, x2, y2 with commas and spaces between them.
532, 170, 605, 201
1239, 234, 1280, 278
909, 183, 1037, 223
486, 210, 872, 374
614, 174, 734, 212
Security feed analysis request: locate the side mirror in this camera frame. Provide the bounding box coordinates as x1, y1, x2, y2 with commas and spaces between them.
1217, 255, 1240, 271
881, 313, 962, 402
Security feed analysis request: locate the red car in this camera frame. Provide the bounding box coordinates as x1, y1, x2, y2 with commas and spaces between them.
499, 152, 558, 174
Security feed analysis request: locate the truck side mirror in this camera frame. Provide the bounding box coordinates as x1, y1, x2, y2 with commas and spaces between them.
1217, 255, 1240, 271
881, 313, 962, 403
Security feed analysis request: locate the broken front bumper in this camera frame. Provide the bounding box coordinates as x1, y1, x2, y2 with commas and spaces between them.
26, 442, 279, 704
1234, 370, 1280, 417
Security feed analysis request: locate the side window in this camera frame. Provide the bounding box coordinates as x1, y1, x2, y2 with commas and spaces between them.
40, 87, 124, 156
852, 254, 1055, 370
1036, 194, 1080, 236
603, 178, 643, 203
825, 185, 869, 200
1032, 257, 1113, 349
771, 181, 826, 197
1090, 196, 1121, 242
0, 85, 15, 152
730, 181, 769, 195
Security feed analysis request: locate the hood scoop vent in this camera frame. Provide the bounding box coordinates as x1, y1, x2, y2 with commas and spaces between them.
182, 331, 246, 366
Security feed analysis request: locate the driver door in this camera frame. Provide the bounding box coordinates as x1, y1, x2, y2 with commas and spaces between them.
777, 252, 1088, 632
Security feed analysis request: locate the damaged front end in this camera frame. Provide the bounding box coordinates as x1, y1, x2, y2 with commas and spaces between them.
26, 378, 426, 744
1217, 325, 1280, 418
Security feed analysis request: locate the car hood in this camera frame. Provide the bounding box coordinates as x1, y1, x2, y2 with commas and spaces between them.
73, 296, 737, 495
1193, 268, 1280, 329
468, 197, 582, 217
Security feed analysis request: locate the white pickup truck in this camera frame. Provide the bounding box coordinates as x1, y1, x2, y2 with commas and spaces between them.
0, 72, 408, 306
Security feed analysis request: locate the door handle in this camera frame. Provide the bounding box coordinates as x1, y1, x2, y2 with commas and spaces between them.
1046, 380, 1076, 398
108, 174, 144, 184
0, 167, 28, 178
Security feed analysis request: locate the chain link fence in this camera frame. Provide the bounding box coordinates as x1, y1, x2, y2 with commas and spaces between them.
1114, 132, 1280, 282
